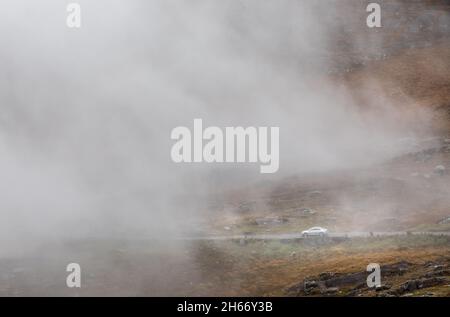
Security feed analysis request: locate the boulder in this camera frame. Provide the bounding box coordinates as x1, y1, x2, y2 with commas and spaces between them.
438, 216, 450, 224
375, 284, 392, 291
321, 287, 339, 295
434, 165, 446, 176
398, 277, 447, 294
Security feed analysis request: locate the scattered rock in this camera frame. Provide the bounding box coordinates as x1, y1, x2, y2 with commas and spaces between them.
254, 217, 287, 226
415, 152, 432, 162
397, 277, 447, 294
437, 216, 450, 224
319, 272, 337, 281
377, 292, 396, 297
432, 264, 445, 271
323, 272, 367, 288
297, 265, 406, 293
287, 260, 447, 297
297, 208, 316, 216
321, 287, 339, 295
302, 280, 321, 295
375, 284, 392, 291
381, 261, 412, 276
400, 280, 418, 292
424, 261, 438, 267
424, 269, 449, 278
434, 165, 446, 176
237, 202, 255, 213
419, 277, 447, 288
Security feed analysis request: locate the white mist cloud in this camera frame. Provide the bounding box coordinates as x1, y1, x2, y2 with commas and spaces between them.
0, 0, 439, 254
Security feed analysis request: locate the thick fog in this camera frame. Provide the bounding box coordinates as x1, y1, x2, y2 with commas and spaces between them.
0, 0, 443, 255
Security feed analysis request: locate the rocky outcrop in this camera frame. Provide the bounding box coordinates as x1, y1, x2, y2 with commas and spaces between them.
286, 259, 450, 297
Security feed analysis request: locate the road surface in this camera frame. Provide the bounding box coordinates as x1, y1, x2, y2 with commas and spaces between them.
178, 231, 450, 241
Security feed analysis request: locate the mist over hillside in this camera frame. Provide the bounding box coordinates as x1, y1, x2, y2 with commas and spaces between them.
0, 0, 449, 256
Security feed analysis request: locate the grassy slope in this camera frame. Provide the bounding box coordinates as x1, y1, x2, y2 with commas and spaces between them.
190, 235, 450, 296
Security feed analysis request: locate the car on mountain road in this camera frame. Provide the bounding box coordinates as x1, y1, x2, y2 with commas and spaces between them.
302, 227, 329, 237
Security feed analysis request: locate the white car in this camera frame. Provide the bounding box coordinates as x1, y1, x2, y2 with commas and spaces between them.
302, 226, 328, 237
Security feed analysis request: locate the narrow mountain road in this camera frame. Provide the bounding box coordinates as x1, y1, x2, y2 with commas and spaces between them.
178, 231, 450, 241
